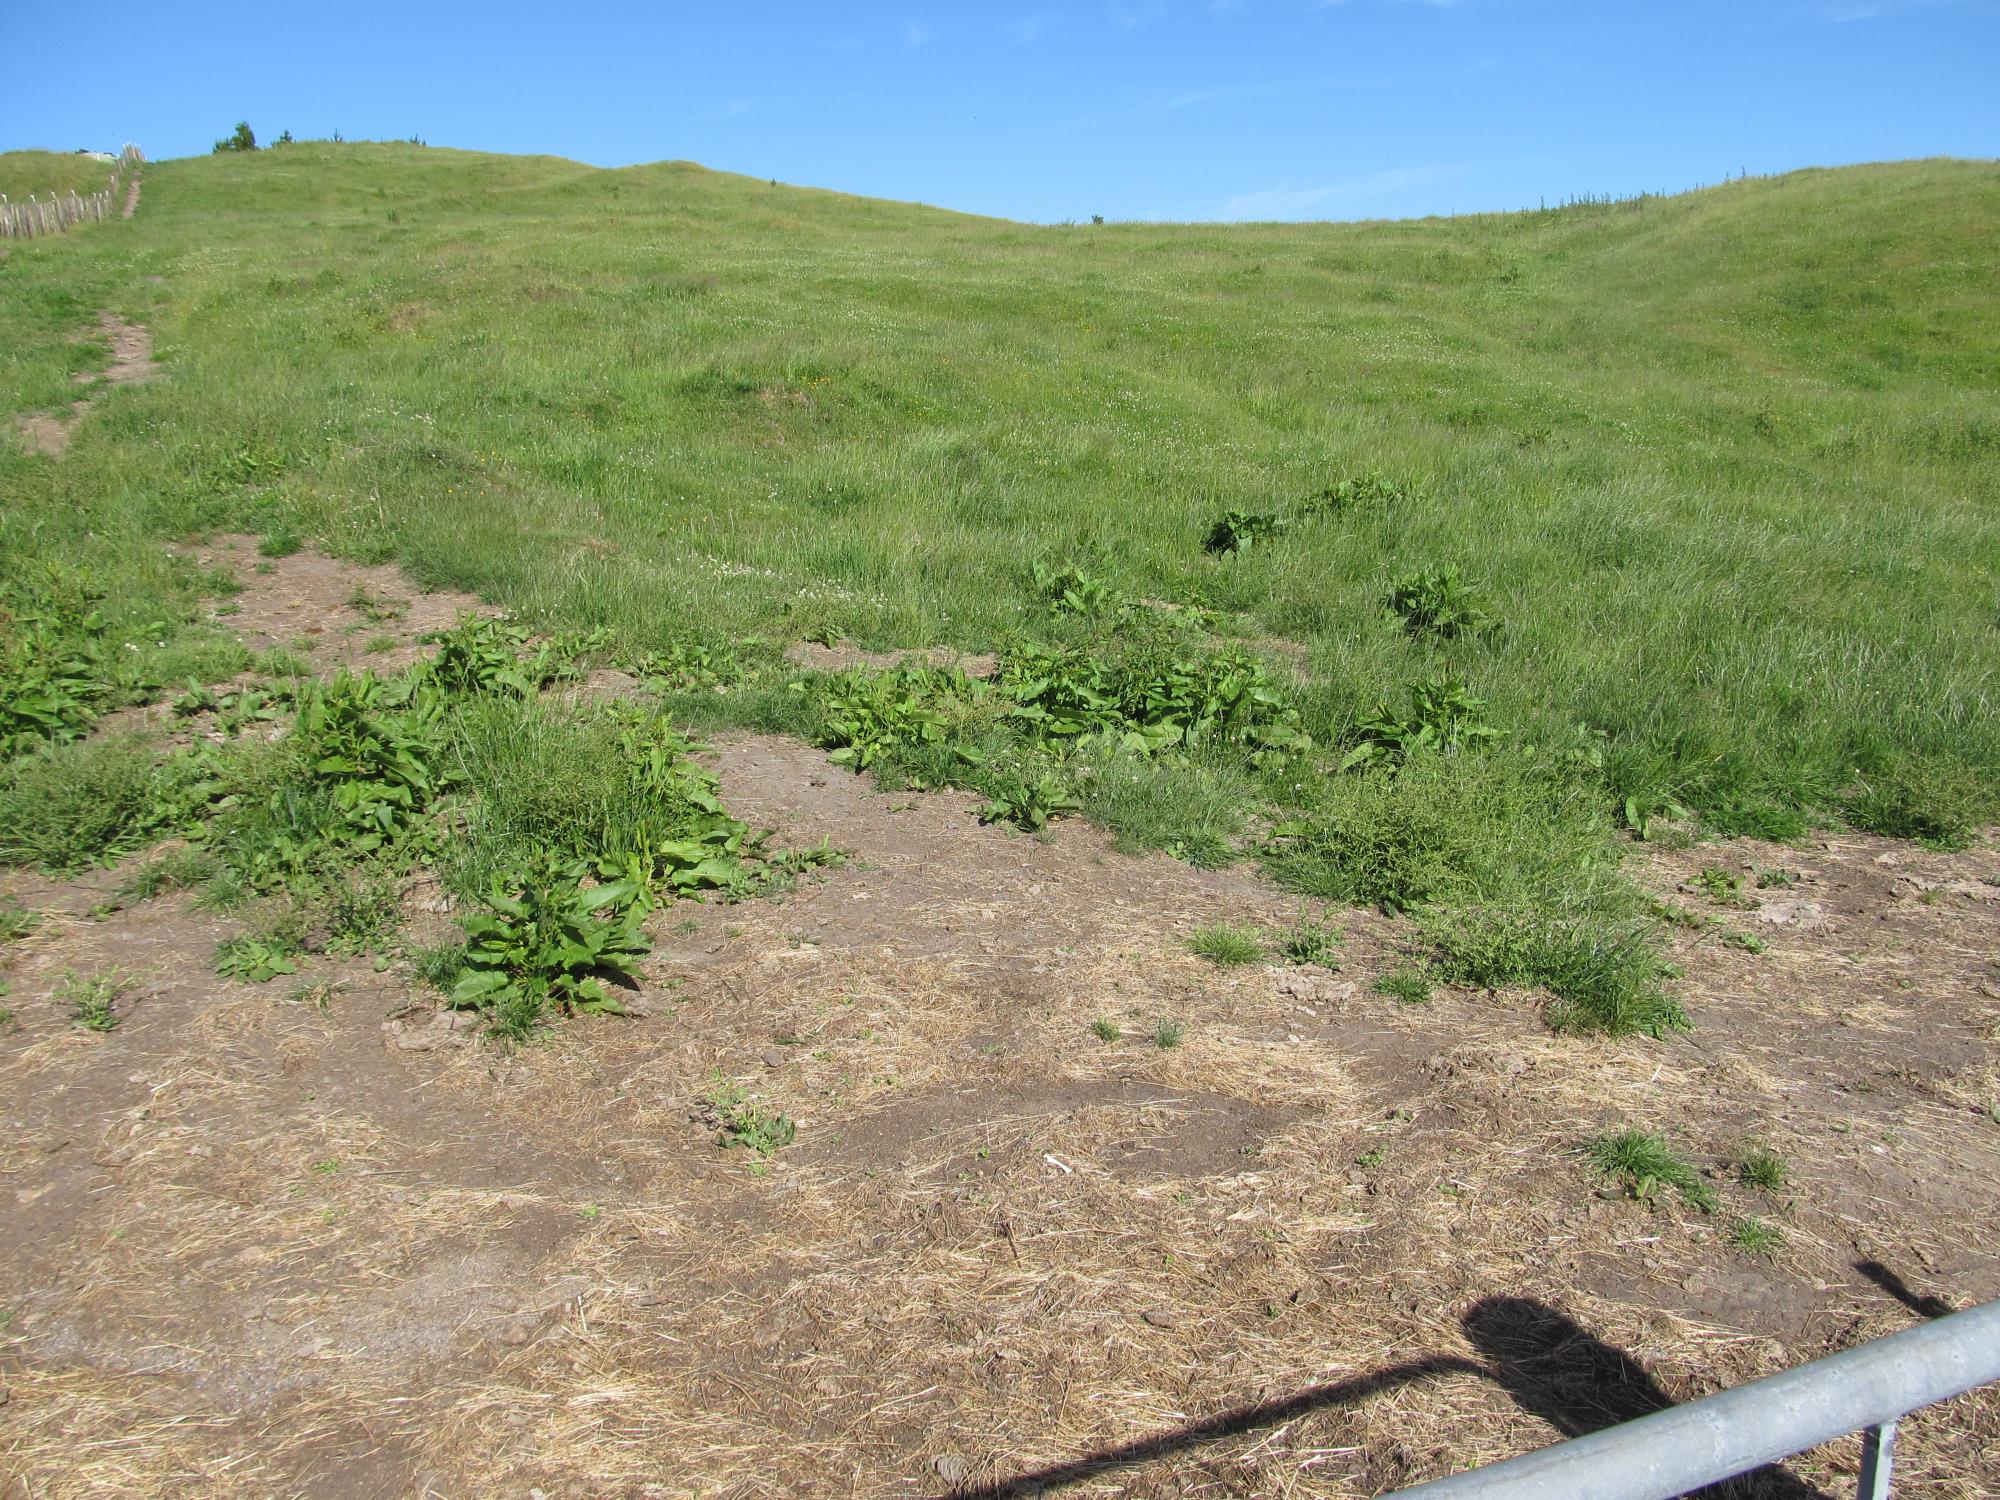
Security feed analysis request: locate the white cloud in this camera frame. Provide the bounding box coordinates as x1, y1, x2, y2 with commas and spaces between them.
904, 21, 933, 46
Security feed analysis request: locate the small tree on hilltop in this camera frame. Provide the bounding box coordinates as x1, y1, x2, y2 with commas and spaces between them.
212, 121, 257, 154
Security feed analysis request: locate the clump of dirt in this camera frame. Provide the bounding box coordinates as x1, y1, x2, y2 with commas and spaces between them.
0, 544, 1995, 1499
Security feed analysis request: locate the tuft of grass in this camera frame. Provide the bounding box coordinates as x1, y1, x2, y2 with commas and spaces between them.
699, 1071, 796, 1155
1385, 565, 1497, 640
58, 970, 126, 1032
1374, 965, 1434, 1006
1587, 1129, 1718, 1213
1695, 867, 1745, 905
443, 696, 751, 900
318, 868, 402, 954
258, 527, 303, 559
1267, 753, 1610, 917
1841, 762, 1985, 851
1271, 757, 1683, 1032
254, 647, 312, 679
409, 938, 469, 994
118, 846, 218, 903
193, 866, 252, 914
448, 861, 650, 1041
215, 932, 300, 984
0, 901, 38, 941
1187, 922, 1264, 965
1152, 1018, 1186, 1049
1090, 1018, 1120, 1043
1081, 750, 1248, 867
347, 586, 406, 624
288, 979, 341, 1012
1736, 1146, 1789, 1192
1279, 905, 1343, 966
1730, 1216, 1785, 1260
0, 737, 192, 874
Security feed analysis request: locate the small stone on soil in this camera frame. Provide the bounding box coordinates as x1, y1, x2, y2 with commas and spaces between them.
932, 1455, 971, 1485
1755, 899, 1831, 929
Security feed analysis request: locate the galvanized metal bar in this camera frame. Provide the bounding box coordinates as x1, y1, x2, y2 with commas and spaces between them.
1856, 1420, 1896, 1500
1387, 1299, 2000, 1500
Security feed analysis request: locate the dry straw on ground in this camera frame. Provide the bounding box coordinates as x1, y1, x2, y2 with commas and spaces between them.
3, 548, 1997, 1498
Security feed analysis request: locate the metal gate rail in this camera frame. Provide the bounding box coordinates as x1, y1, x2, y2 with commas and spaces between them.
1386, 1298, 2000, 1499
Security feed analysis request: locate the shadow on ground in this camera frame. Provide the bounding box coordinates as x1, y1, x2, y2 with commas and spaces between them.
949, 1296, 1832, 1499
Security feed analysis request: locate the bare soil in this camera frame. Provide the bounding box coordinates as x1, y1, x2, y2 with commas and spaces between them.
177, 533, 496, 676
2, 548, 1996, 1499
8, 313, 160, 458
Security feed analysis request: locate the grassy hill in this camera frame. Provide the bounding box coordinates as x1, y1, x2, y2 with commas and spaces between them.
0, 148, 121, 203
2, 143, 1996, 1026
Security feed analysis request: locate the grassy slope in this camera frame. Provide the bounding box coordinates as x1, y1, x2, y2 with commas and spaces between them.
0, 149, 120, 202
2, 144, 1996, 836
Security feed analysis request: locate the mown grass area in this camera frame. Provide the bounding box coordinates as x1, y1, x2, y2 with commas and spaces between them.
2, 142, 1996, 1037
0, 149, 120, 203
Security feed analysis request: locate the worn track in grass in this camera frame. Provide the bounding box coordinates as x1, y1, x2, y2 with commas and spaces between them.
9, 311, 159, 458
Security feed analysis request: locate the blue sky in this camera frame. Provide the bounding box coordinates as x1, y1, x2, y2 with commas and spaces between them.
4, 1, 1995, 222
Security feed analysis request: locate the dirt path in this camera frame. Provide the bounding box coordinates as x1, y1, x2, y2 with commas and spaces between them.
121, 176, 139, 219
10, 312, 160, 457
1, 544, 1996, 1498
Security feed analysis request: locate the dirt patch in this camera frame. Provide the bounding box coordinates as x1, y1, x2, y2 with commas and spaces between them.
12, 404, 86, 456
90, 536, 499, 745
785, 638, 998, 677
808, 1077, 1296, 1183
2, 560, 1997, 1497
175, 533, 497, 674
121, 177, 139, 219
77, 312, 160, 386
9, 312, 161, 458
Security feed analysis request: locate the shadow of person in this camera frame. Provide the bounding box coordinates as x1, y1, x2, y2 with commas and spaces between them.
941, 1296, 1843, 1499
1462, 1296, 1830, 1499
1855, 1259, 1955, 1319
944, 1353, 1483, 1499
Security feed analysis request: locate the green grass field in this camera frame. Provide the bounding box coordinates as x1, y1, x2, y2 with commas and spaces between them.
2, 141, 1995, 1034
